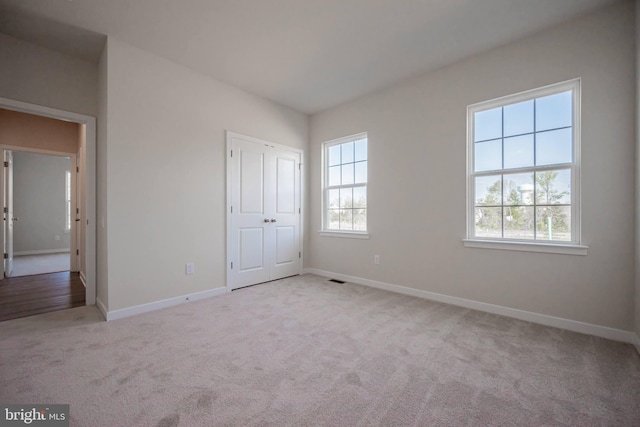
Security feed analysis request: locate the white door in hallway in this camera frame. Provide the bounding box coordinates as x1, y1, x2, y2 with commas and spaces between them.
227, 132, 302, 291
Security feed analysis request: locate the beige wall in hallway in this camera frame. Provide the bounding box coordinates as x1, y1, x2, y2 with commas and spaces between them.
0, 108, 80, 154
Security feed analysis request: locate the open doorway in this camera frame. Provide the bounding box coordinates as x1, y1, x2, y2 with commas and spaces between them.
0, 99, 95, 321
4, 150, 78, 278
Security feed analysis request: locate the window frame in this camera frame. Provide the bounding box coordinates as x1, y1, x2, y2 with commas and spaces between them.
464, 79, 587, 255
320, 132, 369, 239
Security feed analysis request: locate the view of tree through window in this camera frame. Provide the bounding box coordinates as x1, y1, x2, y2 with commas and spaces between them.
469, 80, 579, 243
324, 134, 367, 232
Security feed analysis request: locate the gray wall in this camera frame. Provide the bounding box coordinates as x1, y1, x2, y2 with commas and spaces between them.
635, 0, 640, 341
100, 37, 309, 311
0, 33, 98, 117
309, 1, 635, 331
13, 151, 71, 254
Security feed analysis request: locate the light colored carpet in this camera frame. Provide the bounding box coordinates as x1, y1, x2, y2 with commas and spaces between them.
11, 253, 70, 277
0, 274, 639, 426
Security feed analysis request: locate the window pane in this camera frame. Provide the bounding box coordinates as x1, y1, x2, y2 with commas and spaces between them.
474, 139, 502, 172
329, 165, 341, 186
536, 128, 572, 166
474, 108, 502, 142
354, 161, 367, 184
353, 187, 366, 208
341, 163, 354, 185
503, 172, 534, 206
475, 175, 501, 206
353, 209, 366, 231
328, 209, 340, 229
339, 209, 353, 230
536, 206, 571, 241
355, 139, 367, 162
342, 141, 354, 164
503, 206, 534, 239
504, 100, 533, 137
328, 145, 341, 166
535, 169, 571, 205
536, 91, 572, 131
340, 188, 353, 208
328, 189, 340, 209
474, 207, 502, 238
504, 134, 533, 169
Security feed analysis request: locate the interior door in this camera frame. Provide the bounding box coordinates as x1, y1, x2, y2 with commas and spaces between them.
227, 133, 301, 290
4, 150, 14, 277
269, 148, 301, 280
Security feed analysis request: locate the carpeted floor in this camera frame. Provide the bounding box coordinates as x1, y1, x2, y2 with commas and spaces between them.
11, 253, 70, 277
1, 274, 639, 426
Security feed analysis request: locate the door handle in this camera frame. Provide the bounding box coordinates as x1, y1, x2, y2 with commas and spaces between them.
264, 219, 270, 223
12, 217, 18, 221
270, 219, 277, 223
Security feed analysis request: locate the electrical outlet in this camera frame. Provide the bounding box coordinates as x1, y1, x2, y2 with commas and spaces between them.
374, 254, 380, 265
185, 262, 195, 275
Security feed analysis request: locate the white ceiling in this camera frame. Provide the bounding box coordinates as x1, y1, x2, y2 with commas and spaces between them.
0, 0, 622, 114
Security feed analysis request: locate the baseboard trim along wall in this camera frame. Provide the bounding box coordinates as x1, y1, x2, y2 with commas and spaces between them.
97, 287, 228, 321
14, 249, 70, 256
96, 297, 107, 321
304, 268, 637, 345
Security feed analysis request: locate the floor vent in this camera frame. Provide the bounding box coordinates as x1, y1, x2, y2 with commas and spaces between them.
328, 279, 345, 284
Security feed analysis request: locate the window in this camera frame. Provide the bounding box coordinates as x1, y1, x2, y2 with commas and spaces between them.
322, 133, 368, 235
466, 79, 585, 254
65, 170, 71, 231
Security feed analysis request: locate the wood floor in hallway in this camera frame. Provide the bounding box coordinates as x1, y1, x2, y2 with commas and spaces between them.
0, 271, 85, 322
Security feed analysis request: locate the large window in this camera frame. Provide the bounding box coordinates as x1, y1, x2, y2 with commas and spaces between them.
466, 79, 583, 252
323, 133, 367, 234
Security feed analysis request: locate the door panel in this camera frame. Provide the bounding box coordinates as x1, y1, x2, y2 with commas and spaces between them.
240, 150, 265, 214
228, 133, 302, 290
274, 226, 295, 265
239, 228, 265, 271
276, 156, 295, 214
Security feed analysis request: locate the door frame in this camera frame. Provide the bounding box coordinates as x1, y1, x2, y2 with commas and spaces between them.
0, 147, 78, 275
225, 131, 304, 292
0, 97, 97, 305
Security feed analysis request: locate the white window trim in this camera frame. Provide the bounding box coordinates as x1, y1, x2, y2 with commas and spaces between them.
465, 78, 587, 255
321, 132, 369, 237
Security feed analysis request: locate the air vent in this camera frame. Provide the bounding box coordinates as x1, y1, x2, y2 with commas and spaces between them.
328, 279, 345, 284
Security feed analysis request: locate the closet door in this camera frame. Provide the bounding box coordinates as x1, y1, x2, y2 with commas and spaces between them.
227, 133, 301, 291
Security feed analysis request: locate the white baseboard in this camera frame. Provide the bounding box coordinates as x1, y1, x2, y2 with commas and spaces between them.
14, 249, 70, 256
79, 272, 86, 288
95, 297, 108, 321
103, 287, 228, 321
304, 268, 637, 345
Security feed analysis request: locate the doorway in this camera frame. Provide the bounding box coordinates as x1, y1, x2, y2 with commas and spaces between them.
0, 97, 96, 309
3, 149, 78, 278
226, 131, 303, 291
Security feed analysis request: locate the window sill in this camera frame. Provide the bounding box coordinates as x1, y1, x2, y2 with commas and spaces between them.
462, 239, 588, 256
319, 231, 370, 239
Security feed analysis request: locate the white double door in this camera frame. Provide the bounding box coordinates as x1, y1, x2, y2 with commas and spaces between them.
227, 132, 302, 290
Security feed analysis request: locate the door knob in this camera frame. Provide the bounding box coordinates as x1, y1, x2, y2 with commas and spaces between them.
264, 219, 270, 223
12, 217, 18, 221
270, 219, 277, 223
